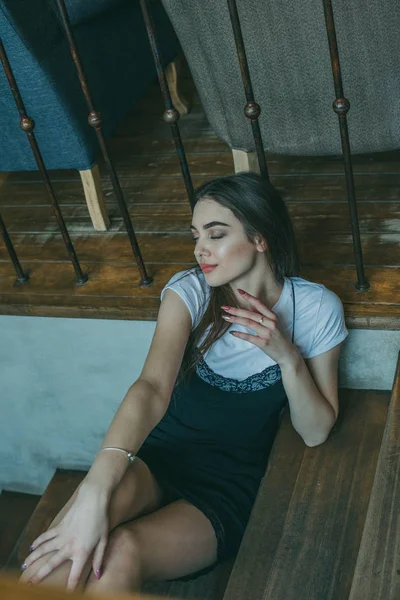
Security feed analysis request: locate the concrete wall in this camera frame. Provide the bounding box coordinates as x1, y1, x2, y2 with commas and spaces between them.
1, 315, 399, 495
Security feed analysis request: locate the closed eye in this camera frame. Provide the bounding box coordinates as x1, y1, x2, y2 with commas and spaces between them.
192, 234, 225, 242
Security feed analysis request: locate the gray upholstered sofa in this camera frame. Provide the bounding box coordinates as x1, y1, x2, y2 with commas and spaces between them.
0, 0, 180, 229
161, 0, 400, 172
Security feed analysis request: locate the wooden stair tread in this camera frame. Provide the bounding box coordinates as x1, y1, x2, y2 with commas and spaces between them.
1, 174, 399, 207
0, 574, 167, 600
1, 232, 400, 268
1, 199, 399, 231
222, 389, 390, 600
0, 492, 40, 571
3, 150, 400, 184
349, 353, 400, 600
1, 260, 399, 326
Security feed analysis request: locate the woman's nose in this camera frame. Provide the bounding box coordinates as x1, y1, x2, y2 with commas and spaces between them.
194, 240, 210, 258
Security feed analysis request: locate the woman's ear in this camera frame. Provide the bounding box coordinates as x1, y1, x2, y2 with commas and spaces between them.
255, 235, 268, 253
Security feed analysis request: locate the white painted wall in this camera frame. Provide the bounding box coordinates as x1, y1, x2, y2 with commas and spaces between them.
1, 315, 399, 495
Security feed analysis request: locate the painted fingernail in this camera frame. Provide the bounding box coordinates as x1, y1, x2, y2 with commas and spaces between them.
222, 315, 231, 321
96, 569, 102, 580
237, 289, 246, 295
21, 563, 27, 571
29, 544, 35, 551
221, 305, 231, 311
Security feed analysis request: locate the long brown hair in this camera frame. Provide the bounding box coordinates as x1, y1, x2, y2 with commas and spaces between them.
178, 172, 300, 383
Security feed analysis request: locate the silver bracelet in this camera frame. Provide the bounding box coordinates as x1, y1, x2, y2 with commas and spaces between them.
98, 447, 136, 464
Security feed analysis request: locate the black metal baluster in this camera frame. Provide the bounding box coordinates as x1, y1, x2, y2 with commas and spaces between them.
227, 0, 269, 180
0, 214, 29, 284
139, 0, 195, 210
322, 0, 369, 291
55, 0, 152, 286
0, 39, 88, 286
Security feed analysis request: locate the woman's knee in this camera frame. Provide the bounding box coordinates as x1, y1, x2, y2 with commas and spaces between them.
84, 526, 143, 594
104, 525, 143, 572
84, 524, 144, 592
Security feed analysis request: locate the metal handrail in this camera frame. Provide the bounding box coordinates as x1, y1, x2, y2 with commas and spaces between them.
0, 37, 88, 286
140, 0, 195, 210
56, 0, 152, 287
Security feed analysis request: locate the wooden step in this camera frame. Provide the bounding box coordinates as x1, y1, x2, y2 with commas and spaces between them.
0, 492, 40, 572
3, 149, 400, 184
0, 573, 191, 600
349, 353, 400, 600
8, 388, 390, 599
1, 260, 399, 325
222, 389, 390, 600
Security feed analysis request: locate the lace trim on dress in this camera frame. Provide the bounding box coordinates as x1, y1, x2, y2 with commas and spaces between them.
195, 356, 282, 393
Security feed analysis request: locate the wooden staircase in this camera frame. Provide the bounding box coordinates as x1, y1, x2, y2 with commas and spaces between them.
1, 354, 399, 599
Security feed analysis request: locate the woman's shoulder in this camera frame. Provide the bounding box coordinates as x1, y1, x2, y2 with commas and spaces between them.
160, 268, 210, 327
291, 276, 343, 312
289, 276, 348, 359
161, 268, 208, 299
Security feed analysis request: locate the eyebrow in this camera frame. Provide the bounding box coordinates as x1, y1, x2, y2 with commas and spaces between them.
190, 221, 231, 231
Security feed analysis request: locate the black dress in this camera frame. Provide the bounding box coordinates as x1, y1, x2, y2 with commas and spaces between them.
137, 281, 296, 574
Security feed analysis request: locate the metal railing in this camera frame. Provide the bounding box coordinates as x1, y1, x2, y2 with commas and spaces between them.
55, 0, 152, 287
139, 0, 370, 291
0, 37, 88, 286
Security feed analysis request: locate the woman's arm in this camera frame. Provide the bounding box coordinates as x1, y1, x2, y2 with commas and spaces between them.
84, 289, 192, 497
279, 344, 341, 447
19, 289, 192, 589
222, 289, 343, 448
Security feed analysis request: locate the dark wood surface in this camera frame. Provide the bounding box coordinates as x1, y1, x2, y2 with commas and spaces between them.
349, 354, 400, 600
0, 492, 40, 571
0, 576, 166, 600
0, 75, 399, 327
223, 389, 390, 600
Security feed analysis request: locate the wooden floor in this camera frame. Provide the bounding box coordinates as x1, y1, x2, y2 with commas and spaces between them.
0, 74, 399, 328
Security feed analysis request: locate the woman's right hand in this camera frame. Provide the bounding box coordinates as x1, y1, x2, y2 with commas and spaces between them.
21, 481, 110, 590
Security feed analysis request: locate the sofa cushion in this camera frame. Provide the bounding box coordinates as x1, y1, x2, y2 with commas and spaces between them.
48, 0, 127, 26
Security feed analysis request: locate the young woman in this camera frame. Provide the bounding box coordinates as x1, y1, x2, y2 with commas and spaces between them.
20, 173, 348, 593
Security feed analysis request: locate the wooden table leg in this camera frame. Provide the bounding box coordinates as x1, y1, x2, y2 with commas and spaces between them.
79, 164, 110, 231
165, 56, 190, 117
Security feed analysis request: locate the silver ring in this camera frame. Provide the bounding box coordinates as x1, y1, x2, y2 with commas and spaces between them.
259, 316, 264, 325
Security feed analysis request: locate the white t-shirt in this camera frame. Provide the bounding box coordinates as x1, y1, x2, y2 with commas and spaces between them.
161, 269, 348, 381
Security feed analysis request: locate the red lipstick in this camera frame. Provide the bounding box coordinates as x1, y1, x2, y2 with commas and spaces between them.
200, 264, 217, 273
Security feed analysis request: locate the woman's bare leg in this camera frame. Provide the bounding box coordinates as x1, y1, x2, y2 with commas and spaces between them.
84, 499, 218, 594
19, 458, 164, 590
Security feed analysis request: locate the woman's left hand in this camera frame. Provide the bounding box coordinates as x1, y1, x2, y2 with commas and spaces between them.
221, 288, 297, 367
